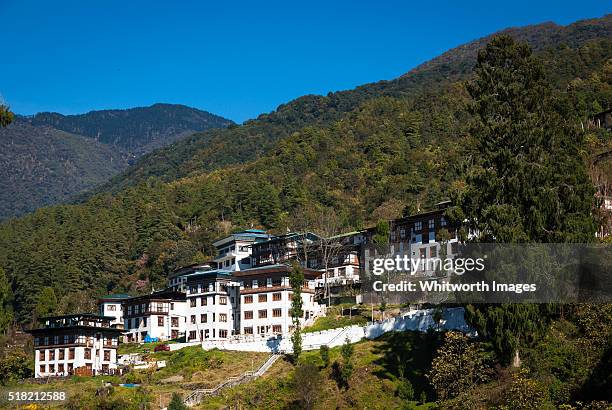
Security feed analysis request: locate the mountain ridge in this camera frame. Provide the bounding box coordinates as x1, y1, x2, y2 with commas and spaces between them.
0, 103, 233, 220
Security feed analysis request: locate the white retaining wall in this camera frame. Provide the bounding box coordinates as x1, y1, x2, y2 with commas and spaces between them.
198, 307, 471, 353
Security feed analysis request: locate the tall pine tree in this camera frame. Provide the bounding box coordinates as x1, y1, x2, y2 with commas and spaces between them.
451, 35, 597, 365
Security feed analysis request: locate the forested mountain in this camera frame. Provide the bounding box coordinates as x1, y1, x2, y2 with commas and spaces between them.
25, 103, 234, 156
0, 15, 610, 323
0, 104, 232, 220
94, 15, 611, 195
0, 120, 128, 220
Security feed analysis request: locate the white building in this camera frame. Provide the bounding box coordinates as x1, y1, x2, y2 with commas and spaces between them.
234, 264, 325, 336
123, 290, 187, 343
28, 314, 122, 378
184, 269, 240, 342
97, 293, 131, 329
168, 263, 215, 291
212, 229, 273, 271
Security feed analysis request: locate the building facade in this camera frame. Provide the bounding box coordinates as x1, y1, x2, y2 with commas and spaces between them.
28, 314, 121, 378
97, 294, 131, 329
122, 290, 187, 342
234, 264, 324, 336
212, 229, 273, 271
184, 269, 240, 342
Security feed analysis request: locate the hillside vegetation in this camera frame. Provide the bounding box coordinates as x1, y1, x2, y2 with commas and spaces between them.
95, 15, 612, 194
0, 104, 232, 220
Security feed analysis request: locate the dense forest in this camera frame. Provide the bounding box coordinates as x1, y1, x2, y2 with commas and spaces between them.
27, 103, 233, 156
0, 104, 232, 220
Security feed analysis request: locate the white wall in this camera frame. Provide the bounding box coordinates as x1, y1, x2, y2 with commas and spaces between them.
198, 307, 471, 353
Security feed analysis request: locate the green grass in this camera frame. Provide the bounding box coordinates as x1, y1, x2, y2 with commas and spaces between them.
200, 331, 443, 409
303, 305, 371, 333
117, 340, 179, 355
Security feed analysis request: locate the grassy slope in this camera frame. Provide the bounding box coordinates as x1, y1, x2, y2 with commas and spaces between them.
200, 332, 441, 410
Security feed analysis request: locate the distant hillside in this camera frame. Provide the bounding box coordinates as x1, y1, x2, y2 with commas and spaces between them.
0, 104, 233, 220
25, 103, 234, 157
0, 120, 127, 220
94, 15, 611, 194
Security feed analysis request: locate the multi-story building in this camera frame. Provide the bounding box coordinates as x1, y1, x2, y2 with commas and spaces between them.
122, 290, 187, 343
212, 229, 273, 271
387, 201, 459, 275
97, 293, 131, 329
184, 269, 240, 342
251, 232, 319, 267
168, 263, 216, 291
234, 264, 324, 336
27, 314, 122, 378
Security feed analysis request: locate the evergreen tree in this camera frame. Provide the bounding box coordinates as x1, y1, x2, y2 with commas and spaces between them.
34, 287, 58, 320
167, 392, 187, 410
0, 267, 13, 333
453, 35, 596, 243
450, 35, 597, 365
290, 262, 304, 361
0, 104, 13, 127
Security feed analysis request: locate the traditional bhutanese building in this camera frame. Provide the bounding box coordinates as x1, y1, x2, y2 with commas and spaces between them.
27, 314, 122, 378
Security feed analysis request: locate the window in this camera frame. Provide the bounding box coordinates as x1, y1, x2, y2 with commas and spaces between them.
189, 331, 196, 340
219, 296, 227, 305
219, 314, 227, 322
135, 318, 140, 328
191, 315, 196, 324
441, 217, 447, 227
258, 310, 267, 319
244, 311, 253, 320
49, 364, 55, 373
49, 350, 55, 360
59, 349, 65, 360
84, 348, 91, 360
171, 317, 179, 327
257, 279, 266, 288
219, 330, 228, 338
415, 221, 422, 231
58, 363, 65, 373
273, 292, 281, 301
102, 364, 109, 373
39, 350, 45, 361
108, 304, 116, 311
430, 246, 437, 258
244, 295, 253, 304
40, 365, 45, 373
190, 298, 197, 307
67, 363, 73, 373
104, 350, 111, 361
419, 248, 426, 259
272, 325, 282, 333
258, 294, 267, 303
244, 327, 253, 335
201, 296, 207, 306
170, 302, 175, 310
142, 317, 147, 327
273, 308, 282, 317
400, 227, 406, 239
68, 348, 75, 360
272, 278, 282, 287
158, 316, 164, 326
201, 314, 207, 323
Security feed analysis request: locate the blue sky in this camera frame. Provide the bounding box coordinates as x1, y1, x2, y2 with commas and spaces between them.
0, 1, 609, 123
